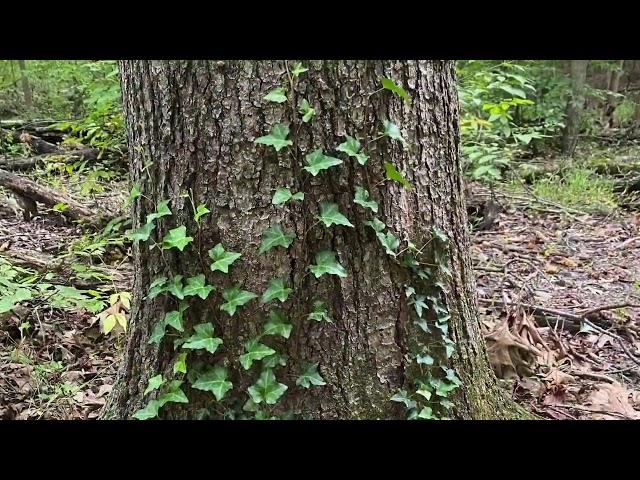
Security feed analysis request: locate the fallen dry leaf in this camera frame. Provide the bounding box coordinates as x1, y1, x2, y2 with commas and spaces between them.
587, 382, 640, 419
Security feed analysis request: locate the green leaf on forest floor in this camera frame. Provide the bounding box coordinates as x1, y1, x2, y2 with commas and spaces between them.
382, 120, 408, 148
182, 323, 223, 354
298, 99, 315, 122
296, 363, 326, 388
263, 310, 292, 339
354, 186, 378, 213
308, 300, 333, 323
128, 222, 155, 242
255, 123, 293, 152
191, 366, 233, 401
208, 243, 242, 273
259, 225, 295, 254
194, 204, 210, 223
272, 188, 304, 205
183, 274, 215, 300
308, 250, 347, 278
264, 87, 287, 103
303, 149, 343, 176
337, 136, 369, 165
381, 78, 411, 105
240, 339, 276, 370
247, 369, 288, 405
318, 202, 354, 228
143, 374, 165, 396
384, 162, 412, 190
220, 286, 257, 316
261, 278, 293, 304
162, 226, 193, 251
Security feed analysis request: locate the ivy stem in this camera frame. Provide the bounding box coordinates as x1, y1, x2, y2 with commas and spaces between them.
302, 219, 321, 236
368, 87, 384, 97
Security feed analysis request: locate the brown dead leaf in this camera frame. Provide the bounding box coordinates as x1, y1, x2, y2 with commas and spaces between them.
485, 318, 541, 379
544, 263, 560, 274
543, 368, 575, 386
587, 382, 640, 419
558, 257, 579, 268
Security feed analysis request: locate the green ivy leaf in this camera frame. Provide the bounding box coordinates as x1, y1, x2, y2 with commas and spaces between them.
194, 204, 210, 223
162, 226, 193, 251
146, 200, 172, 224
240, 339, 276, 370
376, 231, 400, 256
147, 276, 168, 299
272, 188, 304, 205
133, 400, 161, 420
381, 78, 411, 105
143, 374, 165, 396
220, 286, 257, 316
291, 62, 308, 78
191, 366, 233, 401
382, 120, 408, 148
255, 123, 293, 152
259, 225, 295, 254
337, 135, 369, 165
182, 323, 223, 354
167, 275, 185, 300
174, 352, 188, 374
127, 184, 141, 204
391, 389, 417, 410
384, 162, 412, 190
416, 354, 434, 365
432, 226, 449, 244
296, 363, 326, 388
263, 352, 289, 369
308, 300, 333, 323
417, 406, 436, 419
183, 274, 215, 300
308, 250, 347, 278
263, 310, 293, 339
157, 383, 189, 406
354, 186, 378, 213
163, 310, 184, 332
208, 243, 242, 273
128, 222, 155, 242
412, 294, 428, 318
264, 87, 287, 103
318, 202, 354, 228
365, 217, 386, 233
261, 278, 293, 304
148, 321, 167, 345
298, 99, 315, 123
416, 383, 432, 401
303, 149, 343, 176
247, 369, 288, 405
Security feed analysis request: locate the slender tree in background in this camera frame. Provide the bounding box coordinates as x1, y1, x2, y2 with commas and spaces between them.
17, 60, 32, 111
562, 60, 589, 156
103, 60, 529, 420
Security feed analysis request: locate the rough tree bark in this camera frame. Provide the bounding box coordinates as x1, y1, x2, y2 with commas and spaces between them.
17, 60, 33, 111
562, 60, 589, 156
103, 60, 529, 420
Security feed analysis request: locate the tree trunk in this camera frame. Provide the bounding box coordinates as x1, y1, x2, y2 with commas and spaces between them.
562, 60, 589, 156
103, 60, 529, 420
17, 60, 33, 111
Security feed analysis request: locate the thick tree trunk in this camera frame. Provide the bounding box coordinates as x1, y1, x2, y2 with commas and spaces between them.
103, 60, 529, 420
562, 60, 589, 156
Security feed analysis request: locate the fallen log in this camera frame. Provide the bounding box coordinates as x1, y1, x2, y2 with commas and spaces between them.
0, 168, 105, 225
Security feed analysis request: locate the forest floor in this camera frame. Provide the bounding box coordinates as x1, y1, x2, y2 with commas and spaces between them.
1, 154, 639, 419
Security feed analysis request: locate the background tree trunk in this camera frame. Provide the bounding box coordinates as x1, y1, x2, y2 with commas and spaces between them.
562, 60, 589, 156
103, 60, 528, 420
17, 60, 33, 111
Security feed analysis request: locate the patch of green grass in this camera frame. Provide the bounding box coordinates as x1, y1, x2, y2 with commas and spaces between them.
532, 168, 618, 213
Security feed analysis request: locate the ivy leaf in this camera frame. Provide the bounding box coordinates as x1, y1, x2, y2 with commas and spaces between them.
143, 374, 165, 396
391, 389, 417, 410
318, 202, 354, 228
337, 135, 369, 165
384, 162, 412, 190
162, 226, 193, 251
416, 354, 434, 365
174, 352, 188, 374
264, 87, 287, 103
194, 204, 210, 223
291, 62, 308, 78
416, 383, 432, 401
157, 384, 189, 406
365, 217, 386, 233
247, 369, 288, 405
259, 225, 295, 254
261, 278, 293, 304
309, 250, 347, 279
163, 310, 184, 332
354, 186, 378, 213
146, 200, 172, 224
432, 226, 449, 243
296, 363, 326, 388
208, 243, 242, 273
263, 310, 293, 339
148, 321, 167, 345
412, 294, 428, 318
133, 400, 161, 420
417, 406, 436, 419
272, 188, 304, 205
382, 120, 408, 148
381, 78, 411, 105
128, 222, 155, 242
308, 300, 333, 323
263, 352, 289, 369
127, 184, 141, 205
303, 149, 343, 176
220, 286, 257, 316
444, 337, 456, 359
167, 275, 185, 300
240, 339, 276, 370
183, 274, 215, 300
191, 366, 233, 401
255, 123, 293, 152
298, 99, 315, 123
182, 323, 223, 354
376, 231, 400, 256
